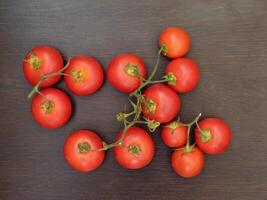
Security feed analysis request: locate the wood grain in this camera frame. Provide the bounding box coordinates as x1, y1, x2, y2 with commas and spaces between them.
0, 0, 267, 199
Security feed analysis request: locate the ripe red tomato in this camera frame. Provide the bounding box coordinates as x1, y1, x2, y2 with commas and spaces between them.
114, 126, 154, 169
165, 58, 200, 93
107, 54, 146, 93
159, 27, 191, 59
195, 118, 231, 155
23, 45, 64, 87
172, 147, 205, 178
64, 55, 104, 96
161, 121, 188, 148
64, 130, 105, 172
141, 84, 181, 123
31, 88, 72, 128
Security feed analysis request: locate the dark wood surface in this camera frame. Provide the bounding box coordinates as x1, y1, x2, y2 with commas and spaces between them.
0, 0, 267, 199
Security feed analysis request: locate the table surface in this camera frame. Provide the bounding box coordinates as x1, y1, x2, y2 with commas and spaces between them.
0, 0, 267, 199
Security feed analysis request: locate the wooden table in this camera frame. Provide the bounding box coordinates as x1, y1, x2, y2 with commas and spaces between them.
0, 0, 266, 199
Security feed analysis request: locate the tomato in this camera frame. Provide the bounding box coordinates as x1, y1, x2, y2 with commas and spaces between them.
165, 58, 200, 93
107, 54, 146, 93
195, 118, 231, 155
114, 126, 154, 169
64, 55, 104, 96
141, 84, 181, 123
31, 88, 72, 128
159, 27, 190, 59
23, 45, 64, 87
64, 130, 105, 172
172, 147, 205, 178
161, 121, 188, 148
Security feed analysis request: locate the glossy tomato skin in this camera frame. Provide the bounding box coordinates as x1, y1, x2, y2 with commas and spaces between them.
165, 58, 200, 93
159, 27, 191, 59
114, 126, 154, 169
172, 147, 205, 178
142, 84, 181, 123
64, 55, 104, 96
195, 118, 231, 155
31, 88, 72, 128
64, 130, 105, 172
161, 121, 188, 148
107, 54, 146, 93
23, 45, 64, 87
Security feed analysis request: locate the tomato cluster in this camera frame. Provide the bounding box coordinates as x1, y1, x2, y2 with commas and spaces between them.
23, 27, 231, 177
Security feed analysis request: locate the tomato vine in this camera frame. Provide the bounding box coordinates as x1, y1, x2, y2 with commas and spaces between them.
27, 45, 204, 153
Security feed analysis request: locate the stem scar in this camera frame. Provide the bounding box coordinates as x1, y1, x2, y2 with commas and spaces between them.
41, 100, 54, 114
27, 53, 41, 70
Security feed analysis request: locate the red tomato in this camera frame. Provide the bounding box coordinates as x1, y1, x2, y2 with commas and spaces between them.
64, 55, 104, 96
141, 84, 181, 123
31, 88, 72, 128
64, 130, 105, 172
172, 147, 205, 178
161, 121, 188, 148
114, 126, 154, 169
195, 118, 231, 155
159, 27, 191, 59
23, 45, 64, 87
165, 58, 200, 93
107, 54, 146, 93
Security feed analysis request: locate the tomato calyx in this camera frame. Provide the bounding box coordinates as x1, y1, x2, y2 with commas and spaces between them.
144, 98, 157, 114
78, 142, 91, 153
116, 112, 126, 122
127, 144, 142, 155
199, 128, 213, 143
125, 64, 140, 77
146, 118, 160, 132
195, 117, 213, 143
164, 72, 177, 85
183, 145, 195, 153
183, 145, 194, 153
41, 100, 54, 114
116, 110, 136, 123
71, 69, 85, 82
174, 144, 195, 153
167, 121, 183, 134
102, 141, 109, 150
27, 53, 41, 70
160, 44, 168, 56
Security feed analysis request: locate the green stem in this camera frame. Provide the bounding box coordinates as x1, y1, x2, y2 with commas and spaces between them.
27, 62, 70, 99
95, 122, 136, 152
148, 79, 168, 84
58, 73, 72, 77
124, 111, 135, 118
131, 46, 165, 96
184, 113, 202, 127
196, 119, 205, 133
27, 78, 44, 99
133, 98, 142, 121
186, 126, 191, 149
135, 120, 148, 125
92, 142, 121, 152
118, 121, 136, 144
27, 86, 38, 99
184, 113, 202, 150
